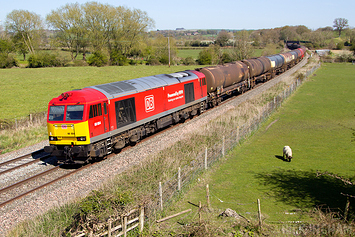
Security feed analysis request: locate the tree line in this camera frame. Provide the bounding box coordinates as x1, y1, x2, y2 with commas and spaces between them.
0, 2, 155, 68
0, 7, 354, 69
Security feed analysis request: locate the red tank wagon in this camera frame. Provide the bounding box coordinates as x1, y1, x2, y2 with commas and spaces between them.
44, 70, 207, 164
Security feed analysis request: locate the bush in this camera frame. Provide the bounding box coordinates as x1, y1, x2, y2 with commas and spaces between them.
87, 51, 108, 67
197, 49, 212, 65
182, 56, 196, 65
221, 52, 233, 64
110, 51, 128, 66
129, 59, 144, 65
72, 59, 88, 67
146, 57, 161, 65
0, 54, 18, 68
336, 43, 344, 50
27, 52, 67, 68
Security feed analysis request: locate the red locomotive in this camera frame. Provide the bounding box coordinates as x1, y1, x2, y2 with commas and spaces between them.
44, 70, 207, 164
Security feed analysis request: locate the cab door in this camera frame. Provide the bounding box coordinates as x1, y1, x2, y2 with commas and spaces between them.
103, 102, 110, 132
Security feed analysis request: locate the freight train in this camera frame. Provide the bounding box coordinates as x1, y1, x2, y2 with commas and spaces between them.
44, 45, 306, 164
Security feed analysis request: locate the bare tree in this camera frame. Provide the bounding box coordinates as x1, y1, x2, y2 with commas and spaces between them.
333, 18, 349, 37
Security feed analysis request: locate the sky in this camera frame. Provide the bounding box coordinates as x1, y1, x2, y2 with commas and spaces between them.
0, 0, 354, 31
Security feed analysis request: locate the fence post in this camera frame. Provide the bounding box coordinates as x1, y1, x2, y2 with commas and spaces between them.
139, 206, 144, 233
178, 167, 181, 191
123, 215, 128, 237
222, 136, 225, 156
206, 184, 210, 209
236, 126, 239, 144
257, 199, 262, 227
199, 201, 202, 223
159, 182, 163, 211
108, 219, 112, 237
204, 147, 208, 170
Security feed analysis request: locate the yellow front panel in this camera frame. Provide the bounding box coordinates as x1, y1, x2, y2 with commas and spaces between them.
47, 121, 90, 145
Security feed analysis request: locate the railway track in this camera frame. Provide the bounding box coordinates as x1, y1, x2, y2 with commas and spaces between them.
0, 163, 92, 208
0, 149, 91, 208
0, 149, 50, 176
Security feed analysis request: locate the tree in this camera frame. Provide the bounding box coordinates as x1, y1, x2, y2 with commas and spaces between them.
150, 34, 177, 65
216, 30, 231, 46
46, 3, 87, 61
110, 7, 154, 59
333, 18, 349, 37
197, 45, 222, 65
5, 10, 44, 54
82, 2, 112, 52
233, 30, 254, 60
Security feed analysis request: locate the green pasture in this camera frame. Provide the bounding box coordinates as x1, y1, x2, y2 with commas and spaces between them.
177, 49, 202, 60
0, 65, 200, 120
175, 63, 355, 224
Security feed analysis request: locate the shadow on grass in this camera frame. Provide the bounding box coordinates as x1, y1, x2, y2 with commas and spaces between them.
255, 169, 355, 217
275, 155, 289, 162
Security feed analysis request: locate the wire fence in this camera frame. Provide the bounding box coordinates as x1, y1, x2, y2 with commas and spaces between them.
145, 62, 321, 225
0, 111, 47, 130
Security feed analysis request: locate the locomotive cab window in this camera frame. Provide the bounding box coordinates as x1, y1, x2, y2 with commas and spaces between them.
49, 106, 65, 121
104, 102, 108, 115
89, 103, 102, 119
66, 105, 84, 121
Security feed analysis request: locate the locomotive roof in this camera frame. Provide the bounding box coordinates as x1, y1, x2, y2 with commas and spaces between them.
87, 71, 197, 99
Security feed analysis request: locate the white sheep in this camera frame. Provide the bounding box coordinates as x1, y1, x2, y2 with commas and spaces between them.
283, 146, 293, 162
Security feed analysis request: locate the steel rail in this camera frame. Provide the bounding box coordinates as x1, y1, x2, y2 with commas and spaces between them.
0, 166, 60, 194
0, 163, 93, 208
0, 154, 50, 176
0, 149, 44, 167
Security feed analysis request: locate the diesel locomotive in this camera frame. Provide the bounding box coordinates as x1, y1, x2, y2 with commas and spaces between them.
44, 46, 306, 164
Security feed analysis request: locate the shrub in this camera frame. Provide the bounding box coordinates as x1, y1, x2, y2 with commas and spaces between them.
129, 59, 144, 65
146, 57, 161, 65
221, 52, 233, 64
72, 59, 88, 67
87, 51, 108, 67
336, 43, 344, 50
197, 49, 212, 65
159, 55, 170, 65
0, 54, 18, 68
27, 52, 67, 68
110, 51, 128, 66
182, 56, 196, 65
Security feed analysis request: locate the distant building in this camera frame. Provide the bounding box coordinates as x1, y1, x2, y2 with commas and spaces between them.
176, 28, 185, 31
315, 49, 330, 56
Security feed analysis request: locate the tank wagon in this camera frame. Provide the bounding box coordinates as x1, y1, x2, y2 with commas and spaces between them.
44, 46, 306, 164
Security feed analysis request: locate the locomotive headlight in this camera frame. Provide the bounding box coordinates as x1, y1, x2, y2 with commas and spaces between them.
77, 137, 86, 141
49, 136, 58, 141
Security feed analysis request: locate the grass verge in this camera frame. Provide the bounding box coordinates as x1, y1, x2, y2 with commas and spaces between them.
153, 63, 355, 236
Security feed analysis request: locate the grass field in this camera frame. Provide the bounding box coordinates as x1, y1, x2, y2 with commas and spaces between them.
171, 63, 355, 226
0, 65, 200, 120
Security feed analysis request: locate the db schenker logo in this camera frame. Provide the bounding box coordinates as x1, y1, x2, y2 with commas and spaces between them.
145, 95, 155, 112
